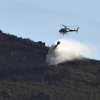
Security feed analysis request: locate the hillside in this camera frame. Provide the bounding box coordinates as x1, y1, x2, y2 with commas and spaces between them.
0, 30, 100, 100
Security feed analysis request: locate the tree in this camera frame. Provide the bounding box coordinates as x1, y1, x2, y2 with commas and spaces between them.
1, 90, 13, 100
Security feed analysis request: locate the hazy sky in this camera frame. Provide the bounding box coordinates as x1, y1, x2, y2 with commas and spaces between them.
0, 0, 100, 60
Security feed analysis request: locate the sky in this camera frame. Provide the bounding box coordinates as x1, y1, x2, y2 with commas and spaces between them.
0, 0, 100, 60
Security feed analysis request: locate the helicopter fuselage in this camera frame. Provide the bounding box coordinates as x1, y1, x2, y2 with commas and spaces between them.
59, 28, 70, 33
59, 27, 79, 35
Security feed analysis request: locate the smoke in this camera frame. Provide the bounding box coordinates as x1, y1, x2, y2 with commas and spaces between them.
46, 38, 94, 65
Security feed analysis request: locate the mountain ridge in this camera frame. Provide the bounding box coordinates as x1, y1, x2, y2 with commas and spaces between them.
0, 30, 100, 100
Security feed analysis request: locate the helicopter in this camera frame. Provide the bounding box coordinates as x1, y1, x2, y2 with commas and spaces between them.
59, 24, 79, 35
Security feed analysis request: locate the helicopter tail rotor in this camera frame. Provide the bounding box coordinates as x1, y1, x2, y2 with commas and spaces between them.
76, 27, 79, 33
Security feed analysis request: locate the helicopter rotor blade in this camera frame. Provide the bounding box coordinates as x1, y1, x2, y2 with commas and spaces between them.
61, 24, 77, 27
62, 24, 67, 28
66, 26, 77, 27
62, 24, 66, 27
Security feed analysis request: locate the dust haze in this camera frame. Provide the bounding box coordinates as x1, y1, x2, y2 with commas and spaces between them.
46, 38, 94, 65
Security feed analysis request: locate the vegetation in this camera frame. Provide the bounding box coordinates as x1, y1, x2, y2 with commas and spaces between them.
0, 30, 100, 100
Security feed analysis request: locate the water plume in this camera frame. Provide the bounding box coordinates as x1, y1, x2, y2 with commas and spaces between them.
46, 38, 93, 65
